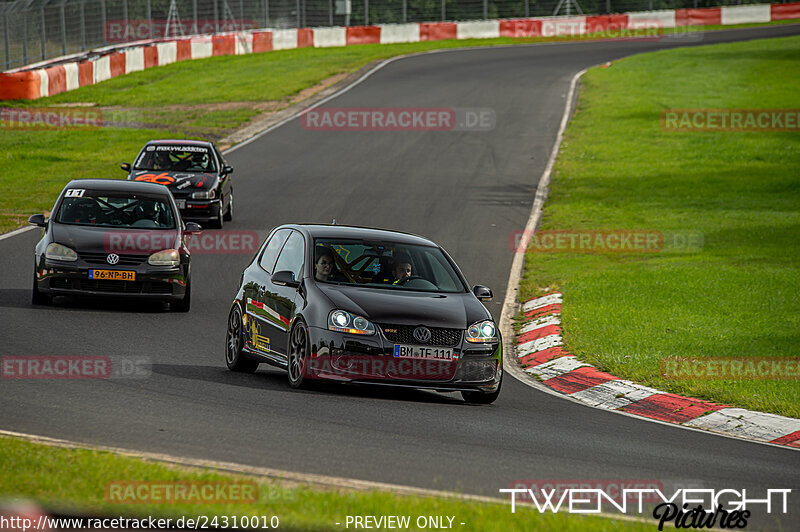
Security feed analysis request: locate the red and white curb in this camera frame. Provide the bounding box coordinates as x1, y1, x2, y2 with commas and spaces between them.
516, 292, 800, 448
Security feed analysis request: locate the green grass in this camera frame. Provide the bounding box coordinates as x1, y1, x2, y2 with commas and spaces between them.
518, 35, 800, 418
0, 20, 793, 233
0, 436, 654, 531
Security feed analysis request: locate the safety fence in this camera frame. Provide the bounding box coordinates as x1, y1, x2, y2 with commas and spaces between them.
2, 0, 796, 70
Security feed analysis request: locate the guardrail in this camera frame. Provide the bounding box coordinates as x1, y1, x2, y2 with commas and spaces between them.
3, 0, 799, 72
1, 2, 798, 101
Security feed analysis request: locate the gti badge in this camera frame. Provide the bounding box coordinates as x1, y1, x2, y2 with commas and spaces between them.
106, 253, 120, 265
413, 326, 431, 344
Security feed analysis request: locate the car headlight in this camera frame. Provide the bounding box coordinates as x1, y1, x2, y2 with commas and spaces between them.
191, 189, 216, 199
45, 243, 77, 262
328, 310, 375, 335
466, 320, 498, 343
148, 249, 180, 267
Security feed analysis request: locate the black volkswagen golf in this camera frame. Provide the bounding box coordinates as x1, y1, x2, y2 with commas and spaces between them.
225, 224, 502, 403
29, 179, 200, 311
121, 139, 233, 229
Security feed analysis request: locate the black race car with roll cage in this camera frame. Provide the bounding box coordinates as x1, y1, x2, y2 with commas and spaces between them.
121, 139, 234, 229
29, 179, 201, 311
224, 224, 503, 404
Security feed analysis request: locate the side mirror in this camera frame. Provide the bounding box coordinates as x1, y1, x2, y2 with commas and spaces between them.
473, 285, 493, 301
28, 214, 47, 227
120, 162, 131, 172
272, 270, 300, 289
184, 222, 202, 234
223, 165, 234, 174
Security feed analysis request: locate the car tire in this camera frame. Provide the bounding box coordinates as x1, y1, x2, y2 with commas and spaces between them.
172, 279, 191, 312
287, 320, 310, 389
31, 270, 51, 306
209, 199, 224, 229
223, 191, 233, 222
461, 377, 502, 405
225, 304, 259, 373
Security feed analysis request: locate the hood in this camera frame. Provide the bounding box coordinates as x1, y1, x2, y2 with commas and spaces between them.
51, 223, 181, 255
130, 170, 216, 192
317, 284, 489, 329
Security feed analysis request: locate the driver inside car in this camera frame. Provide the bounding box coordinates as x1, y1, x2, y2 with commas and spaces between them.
391, 253, 413, 285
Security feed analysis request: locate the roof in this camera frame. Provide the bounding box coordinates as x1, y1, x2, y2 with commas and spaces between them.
64, 178, 171, 195
146, 139, 214, 147
285, 224, 438, 247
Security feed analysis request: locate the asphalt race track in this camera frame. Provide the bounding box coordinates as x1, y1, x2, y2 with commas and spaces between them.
2, 24, 800, 529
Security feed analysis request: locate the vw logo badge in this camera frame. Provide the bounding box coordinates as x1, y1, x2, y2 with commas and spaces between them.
106, 253, 120, 265
413, 326, 431, 344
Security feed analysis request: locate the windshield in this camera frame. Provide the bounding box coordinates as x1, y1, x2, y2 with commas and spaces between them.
55, 190, 177, 229
312, 238, 466, 293
134, 145, 216, 172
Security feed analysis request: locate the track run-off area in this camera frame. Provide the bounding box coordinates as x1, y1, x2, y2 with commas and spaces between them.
2, 23, 799, 529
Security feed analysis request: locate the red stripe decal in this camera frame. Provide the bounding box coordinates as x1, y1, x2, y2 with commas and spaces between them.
175, 40, 192, 62
212, 34, 236, 56
45, 65, 66, 96
676, 8, 722, 27
420, 22, 458, 41
543, 366, 620, 394
78, 61, 93, 87
297, 28, 314, 48
518, 324, 562, 344
518, 346, 564, 368
620, 394, 728, 423
770, 430, 800, 448
346, 26, 381, 45
771, 2, 800, 20
253, 31, 273, 52
523, 303, 561, 319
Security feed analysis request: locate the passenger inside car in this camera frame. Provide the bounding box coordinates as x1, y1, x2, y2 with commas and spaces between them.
314, 247, 348, 283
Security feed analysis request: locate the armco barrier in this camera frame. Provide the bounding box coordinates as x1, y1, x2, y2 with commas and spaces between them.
2, 3, 799, 101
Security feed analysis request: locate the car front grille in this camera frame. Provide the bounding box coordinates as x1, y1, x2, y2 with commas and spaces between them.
74, 279, 174, 295
379, 324, 463, 347
80, 252, 147, 266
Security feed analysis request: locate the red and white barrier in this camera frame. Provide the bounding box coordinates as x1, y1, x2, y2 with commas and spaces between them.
2, 2, 798, 101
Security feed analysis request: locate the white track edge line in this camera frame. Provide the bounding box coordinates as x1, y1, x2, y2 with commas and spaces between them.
497, 67, 799, 453
0, 428, 654, 524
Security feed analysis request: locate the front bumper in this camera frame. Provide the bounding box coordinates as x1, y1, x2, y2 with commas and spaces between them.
304, 326, 502, 392
36, 259, 188, 301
